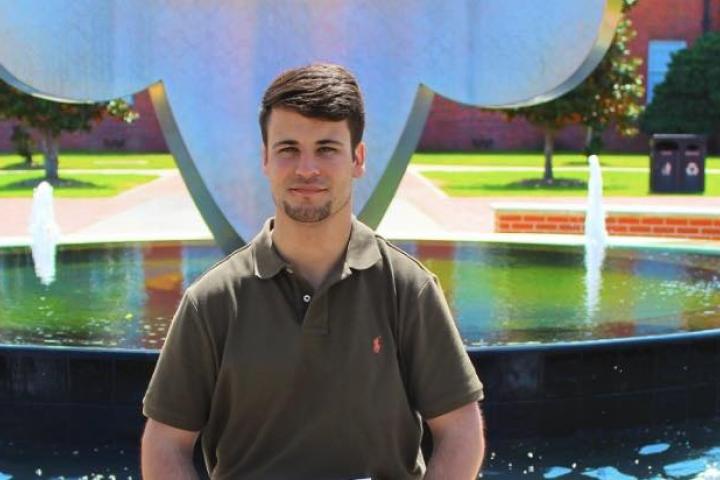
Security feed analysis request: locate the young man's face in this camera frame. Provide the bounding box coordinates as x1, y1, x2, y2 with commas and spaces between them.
262, 108, 365, 224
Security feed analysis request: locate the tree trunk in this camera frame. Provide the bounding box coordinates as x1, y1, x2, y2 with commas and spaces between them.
40, 130, 59, 181
543, 129, 555, 182
584, 126, 594, 156
702, 0, 711, 32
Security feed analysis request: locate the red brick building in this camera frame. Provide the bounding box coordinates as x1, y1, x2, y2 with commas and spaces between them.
419, 0, 720, 152
0, 0, 717, 154
0, 91, 169, 153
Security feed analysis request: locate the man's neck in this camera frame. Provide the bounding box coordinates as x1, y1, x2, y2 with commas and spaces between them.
271, 210, 353, 291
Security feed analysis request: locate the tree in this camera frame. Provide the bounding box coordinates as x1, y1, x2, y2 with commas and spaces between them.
503, 0, 644, 183
10, 124, 34, 167
0, 81, 138, 181
640, 31, 720, 148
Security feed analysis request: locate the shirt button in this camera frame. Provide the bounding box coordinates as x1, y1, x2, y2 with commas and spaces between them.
302, 294, 311, 303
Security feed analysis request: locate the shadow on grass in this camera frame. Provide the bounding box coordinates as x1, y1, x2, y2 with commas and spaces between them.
1, 162, 44, 171
0, 177, 102, 192
563, 160, 614, 167
451, 177, 588, 192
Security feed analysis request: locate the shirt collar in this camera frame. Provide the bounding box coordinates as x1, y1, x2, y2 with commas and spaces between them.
251, 218, 289, 279
344, 216, 382, 272
251, 217, 381, 280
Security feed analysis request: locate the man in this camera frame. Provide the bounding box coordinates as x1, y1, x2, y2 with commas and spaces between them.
141, 63, 484, 479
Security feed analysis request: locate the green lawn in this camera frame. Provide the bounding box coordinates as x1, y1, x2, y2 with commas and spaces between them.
423, 170, 720, 197
0, 172, 159, 197
411, 152, 720, 169
0, 152, 176, 170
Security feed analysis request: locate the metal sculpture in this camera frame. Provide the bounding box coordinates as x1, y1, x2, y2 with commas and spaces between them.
0, 0, 621, 252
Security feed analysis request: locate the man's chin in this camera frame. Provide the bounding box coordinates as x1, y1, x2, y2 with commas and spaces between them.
282, 202, 332, 223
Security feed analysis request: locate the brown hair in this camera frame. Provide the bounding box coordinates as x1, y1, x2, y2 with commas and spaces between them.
259, 63, 365, 149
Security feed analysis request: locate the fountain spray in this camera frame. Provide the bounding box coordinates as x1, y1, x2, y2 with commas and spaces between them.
585, 154, 607, 318
29, 181, 60, 286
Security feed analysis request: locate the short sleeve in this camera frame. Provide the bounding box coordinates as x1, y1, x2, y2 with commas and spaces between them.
399, 276, 483, 419
142, 290, 217, 431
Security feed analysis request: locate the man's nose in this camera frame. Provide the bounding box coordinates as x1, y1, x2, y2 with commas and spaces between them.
295, 152, 320, 178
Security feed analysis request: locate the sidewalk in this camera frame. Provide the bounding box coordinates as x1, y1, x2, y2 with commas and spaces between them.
0, 171, 211, 244
2, 168, 720, 245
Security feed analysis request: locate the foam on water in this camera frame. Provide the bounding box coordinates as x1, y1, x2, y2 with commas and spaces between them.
639, 443, 671, 456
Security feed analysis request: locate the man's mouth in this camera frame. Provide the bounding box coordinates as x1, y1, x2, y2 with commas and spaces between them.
289, 186, 327, 195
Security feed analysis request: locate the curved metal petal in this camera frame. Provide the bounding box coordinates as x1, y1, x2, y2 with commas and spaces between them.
0, 0, 621, 252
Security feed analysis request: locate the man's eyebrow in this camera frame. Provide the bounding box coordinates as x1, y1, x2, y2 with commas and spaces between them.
271, 138, 344, 148
272, 139, 299, 148
316, 139, 343, 146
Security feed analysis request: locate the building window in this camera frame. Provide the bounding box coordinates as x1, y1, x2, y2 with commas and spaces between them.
647, 40, 687, 104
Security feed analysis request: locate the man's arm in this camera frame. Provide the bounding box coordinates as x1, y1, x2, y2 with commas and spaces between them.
141, 418, 201, 480
425, 402, 485, 480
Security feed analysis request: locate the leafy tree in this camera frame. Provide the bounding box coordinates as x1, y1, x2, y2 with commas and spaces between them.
503, 0, 644, 183
0, 81, 138, 180
640, 31, 720, 148
10, 124, 34, 166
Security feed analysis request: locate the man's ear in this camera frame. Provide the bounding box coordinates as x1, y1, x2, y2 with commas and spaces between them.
261, 144, 268, 175
352, 142, 366, 178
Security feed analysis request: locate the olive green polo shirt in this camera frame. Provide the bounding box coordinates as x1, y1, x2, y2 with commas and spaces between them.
143, 218, 483, 480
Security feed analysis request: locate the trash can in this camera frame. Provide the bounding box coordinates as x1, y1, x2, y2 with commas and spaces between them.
650, 134, 706, 193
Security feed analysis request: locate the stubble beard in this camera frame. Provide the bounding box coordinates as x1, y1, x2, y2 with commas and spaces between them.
282, 200, 332, 223
281, 188, 352, 223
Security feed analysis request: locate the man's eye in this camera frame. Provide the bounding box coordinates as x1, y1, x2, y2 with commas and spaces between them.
318, 146, 337, 154
278, 147, 298, 155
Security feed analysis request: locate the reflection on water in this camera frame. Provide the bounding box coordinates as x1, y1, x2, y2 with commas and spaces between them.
405, 242, 720, 346
1, 241, 720, 349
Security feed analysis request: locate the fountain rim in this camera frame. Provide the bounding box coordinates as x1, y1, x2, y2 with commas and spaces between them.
467, 327, 720, 353
0, 342, 159, 358
3, 231, 720, 253
1, 326, 719, 357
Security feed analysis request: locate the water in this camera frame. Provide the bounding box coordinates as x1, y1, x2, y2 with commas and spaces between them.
481, 417, 720, 479
0, 418, 719, 479
1, 241, 720, 348
0, 442, 140, 480
28, 181, 60, 286
584, 154, 607, 319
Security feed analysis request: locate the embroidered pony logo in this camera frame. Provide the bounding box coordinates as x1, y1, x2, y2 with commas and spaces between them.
372, 336, 383, 354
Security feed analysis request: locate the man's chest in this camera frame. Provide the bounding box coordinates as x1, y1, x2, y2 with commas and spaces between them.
213, 278, 403, 406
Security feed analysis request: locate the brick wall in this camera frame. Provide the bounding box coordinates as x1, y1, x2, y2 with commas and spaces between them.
495, 206, 720, 240
418, 0, 720, 153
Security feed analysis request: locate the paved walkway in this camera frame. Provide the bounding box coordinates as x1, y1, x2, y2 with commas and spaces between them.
2, 167, 720, 245
0, 171, 210, 245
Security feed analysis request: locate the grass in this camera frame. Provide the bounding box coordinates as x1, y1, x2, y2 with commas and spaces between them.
411, 152, 720, 169
423, 170, 720, 197
0, 151, 176, 170
0, 172, 159, 197
2, 150, 717, 198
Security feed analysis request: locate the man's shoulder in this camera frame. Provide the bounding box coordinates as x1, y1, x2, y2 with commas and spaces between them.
373, 234, 435, 288
186, 243, 255, 301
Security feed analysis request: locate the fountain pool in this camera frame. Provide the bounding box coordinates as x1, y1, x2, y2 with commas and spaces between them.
1, 238, 719, 471
2, 240, 720, 348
